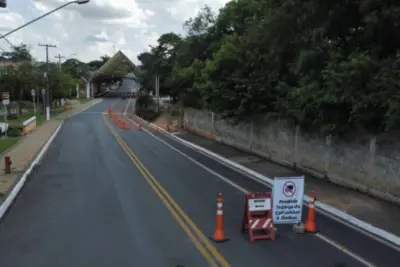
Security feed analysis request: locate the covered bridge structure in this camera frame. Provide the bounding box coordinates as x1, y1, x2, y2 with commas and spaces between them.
86, 51, 138, 97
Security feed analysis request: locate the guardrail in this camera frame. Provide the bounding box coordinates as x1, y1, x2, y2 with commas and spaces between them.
22, 116, 36, 135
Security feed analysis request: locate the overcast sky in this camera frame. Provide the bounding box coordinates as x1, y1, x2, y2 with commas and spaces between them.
1, 0, 229, 64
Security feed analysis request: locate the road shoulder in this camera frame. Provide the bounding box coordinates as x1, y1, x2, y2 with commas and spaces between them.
176, 131, 400, 235
126, 112, 400, 247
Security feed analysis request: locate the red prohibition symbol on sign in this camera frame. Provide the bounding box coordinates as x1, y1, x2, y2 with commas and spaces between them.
282, 181, 296, 197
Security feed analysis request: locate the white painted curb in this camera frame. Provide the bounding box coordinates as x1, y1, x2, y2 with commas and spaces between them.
0, 122, 63, 220
133, 115, 400, 248
0, 99, 103, 221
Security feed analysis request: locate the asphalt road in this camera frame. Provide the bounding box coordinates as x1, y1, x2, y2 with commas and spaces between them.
114, 98, 400, 267
0, 98, 399, 267
0, 100, 207, 267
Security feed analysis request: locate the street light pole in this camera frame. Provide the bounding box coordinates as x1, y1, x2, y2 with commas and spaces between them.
0, 1, 90, 39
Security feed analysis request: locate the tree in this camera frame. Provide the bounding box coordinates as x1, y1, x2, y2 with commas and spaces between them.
87, 54, 111, 70
1, 43, 33, 62
61, 58, 89, 79
136, 1, 400, 135
0, 43, 80, 106
100, 55, 110, 63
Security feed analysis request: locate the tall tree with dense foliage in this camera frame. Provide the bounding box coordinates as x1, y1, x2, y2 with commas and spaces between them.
137, 1, 400, 135
1, 43, 33, 62
0, 43, 83, 102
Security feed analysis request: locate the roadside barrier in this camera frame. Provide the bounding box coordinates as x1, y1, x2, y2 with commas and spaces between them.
118, 118, 128, 129
241, 192, 275, 243
304, 190, 317, 233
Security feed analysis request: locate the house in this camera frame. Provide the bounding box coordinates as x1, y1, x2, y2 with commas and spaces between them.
0, 61, 21, 73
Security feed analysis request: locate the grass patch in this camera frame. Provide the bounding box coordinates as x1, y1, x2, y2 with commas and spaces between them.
0, 108, 68, 128
77, 98, 91, 104
0, 136, 20, 154
1, 114, 37, 128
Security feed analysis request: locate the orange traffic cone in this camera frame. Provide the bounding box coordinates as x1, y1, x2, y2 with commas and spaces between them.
119, 119, 127, 129
210, 192, 229, 242
304, 190, 317, 233
138, 123, 142, 131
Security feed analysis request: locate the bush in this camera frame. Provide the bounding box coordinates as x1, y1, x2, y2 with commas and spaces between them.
135, 108, 160, 122
135, 92, 154, 109
7, 126, 22, 137
170, 109, 181, 117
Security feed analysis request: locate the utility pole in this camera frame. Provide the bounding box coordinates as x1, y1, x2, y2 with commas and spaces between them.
155, 75, 160, 113
38, 43, 56, 121
76, 62, 81, 99
54, 53, 65, 70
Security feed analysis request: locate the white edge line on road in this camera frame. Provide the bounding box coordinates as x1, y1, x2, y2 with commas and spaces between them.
69, 99, 103, 117
0, 99, 103, 221
315, 233, 376, 267
127, 115, 400, 251
123, 97, 132, 116
0, 121, 64, 220
124, 116, 378, 267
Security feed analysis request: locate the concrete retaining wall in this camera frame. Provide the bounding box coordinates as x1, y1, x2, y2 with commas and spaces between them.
184, 108, 400, 205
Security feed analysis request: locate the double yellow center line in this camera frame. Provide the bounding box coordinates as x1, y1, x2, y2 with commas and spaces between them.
102, 115, 230, 267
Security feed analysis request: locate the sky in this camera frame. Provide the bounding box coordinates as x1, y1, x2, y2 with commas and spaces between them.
0, 0, 230, 64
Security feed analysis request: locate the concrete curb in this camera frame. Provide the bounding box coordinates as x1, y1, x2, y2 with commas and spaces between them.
132, 114, 400, 248
0, 99, 103, 221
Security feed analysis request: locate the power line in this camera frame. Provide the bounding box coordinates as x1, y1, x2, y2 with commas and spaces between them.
23, 0, 36, 20
0, 33, 15, 48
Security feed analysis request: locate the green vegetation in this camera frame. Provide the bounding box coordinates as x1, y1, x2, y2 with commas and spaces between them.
0, 43, 113, 108
0, 108, 68, 126
0, 44, 112, 158
0, 44, 86, 102
77, 98, 91, 104
0, 137, 20, 154
0, 43, 110, 137
137, 2, 400, 136
135, 92, 160, 122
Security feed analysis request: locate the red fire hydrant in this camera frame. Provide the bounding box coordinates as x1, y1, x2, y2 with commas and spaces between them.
4, 156, 12, 174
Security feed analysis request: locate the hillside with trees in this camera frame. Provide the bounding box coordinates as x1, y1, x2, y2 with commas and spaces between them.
137, 1, 400, 136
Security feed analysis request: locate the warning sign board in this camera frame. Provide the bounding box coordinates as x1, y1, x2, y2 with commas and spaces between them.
272, 176, 305, 224
242, 192, 275, 242
248, 198, 271, 212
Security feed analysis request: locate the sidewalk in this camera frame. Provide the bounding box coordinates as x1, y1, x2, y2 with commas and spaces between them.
0, 99, 102, 202
173, 131, 400, 237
